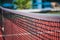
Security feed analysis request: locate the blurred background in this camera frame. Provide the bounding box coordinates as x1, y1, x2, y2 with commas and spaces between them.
0, 0, 60, 10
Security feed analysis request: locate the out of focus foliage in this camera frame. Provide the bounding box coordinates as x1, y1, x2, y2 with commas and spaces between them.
0, 0, 31, 9
14, 0, 31, 9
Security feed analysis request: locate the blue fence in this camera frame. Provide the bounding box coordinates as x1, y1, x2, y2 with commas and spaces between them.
32, 0, 52, 9
0, 0, 17, 9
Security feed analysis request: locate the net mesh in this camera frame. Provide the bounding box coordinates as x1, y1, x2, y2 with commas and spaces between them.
0, 8, 60, 40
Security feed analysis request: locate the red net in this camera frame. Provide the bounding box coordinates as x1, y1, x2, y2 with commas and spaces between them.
2, 11, 60, 40
0, 8, 60, 40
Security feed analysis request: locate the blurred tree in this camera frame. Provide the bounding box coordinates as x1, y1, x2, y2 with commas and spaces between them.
14, 0, 31, 9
